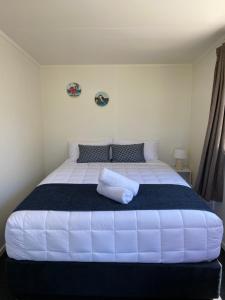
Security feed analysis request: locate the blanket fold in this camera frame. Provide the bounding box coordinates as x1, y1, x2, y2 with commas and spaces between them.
14, 184, 211, 212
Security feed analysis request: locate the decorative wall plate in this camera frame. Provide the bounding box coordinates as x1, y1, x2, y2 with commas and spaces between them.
95, 91, 109, 107
66, 82, 81, 97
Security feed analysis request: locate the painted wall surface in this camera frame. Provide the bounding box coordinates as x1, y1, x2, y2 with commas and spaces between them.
0, 32, 44, 249
41, 64, 192, 174
189, 54, 215, 181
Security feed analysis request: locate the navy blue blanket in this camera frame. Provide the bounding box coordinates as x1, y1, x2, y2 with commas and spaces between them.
14, 184, 211, 212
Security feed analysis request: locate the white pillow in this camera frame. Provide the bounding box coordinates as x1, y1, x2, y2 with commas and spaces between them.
69, 139, 112, 162
112, 139, 159, 161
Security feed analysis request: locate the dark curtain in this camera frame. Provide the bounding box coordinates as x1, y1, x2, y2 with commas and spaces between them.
195, 43, 225, 202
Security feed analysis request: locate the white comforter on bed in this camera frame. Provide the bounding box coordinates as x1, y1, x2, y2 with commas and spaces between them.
5, 160, 223, 263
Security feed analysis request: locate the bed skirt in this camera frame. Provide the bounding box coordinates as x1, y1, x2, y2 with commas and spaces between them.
6, 257, 222, 299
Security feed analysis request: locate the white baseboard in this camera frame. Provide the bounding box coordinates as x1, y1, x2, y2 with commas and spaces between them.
0, 244, 5, 256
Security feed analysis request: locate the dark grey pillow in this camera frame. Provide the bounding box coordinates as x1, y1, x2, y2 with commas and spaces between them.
111, 143, 145, 163
77, 144, 110, 163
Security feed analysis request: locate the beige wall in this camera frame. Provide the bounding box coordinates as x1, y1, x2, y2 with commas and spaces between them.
0, 32, 44, 249
41, 64, 192, 174
189, 53, 215, 181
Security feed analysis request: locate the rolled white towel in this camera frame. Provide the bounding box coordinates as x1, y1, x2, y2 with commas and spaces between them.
97, 182, 133, 204
99, 168, 139, 196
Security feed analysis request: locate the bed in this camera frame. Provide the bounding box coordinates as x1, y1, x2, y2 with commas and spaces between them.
5, 159, 223, 299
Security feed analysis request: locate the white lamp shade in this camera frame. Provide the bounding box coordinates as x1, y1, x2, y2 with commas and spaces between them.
174, 148, 187, 159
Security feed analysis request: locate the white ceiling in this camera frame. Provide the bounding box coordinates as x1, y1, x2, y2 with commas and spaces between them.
0, 0, 225, 64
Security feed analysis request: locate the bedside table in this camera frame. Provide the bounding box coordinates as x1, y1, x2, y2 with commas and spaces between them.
174, 168, 192, 185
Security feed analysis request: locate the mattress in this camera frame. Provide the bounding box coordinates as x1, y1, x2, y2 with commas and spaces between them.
5, 160, 223, 263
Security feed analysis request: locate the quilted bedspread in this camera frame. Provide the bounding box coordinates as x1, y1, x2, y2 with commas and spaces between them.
5, 160, 223, 263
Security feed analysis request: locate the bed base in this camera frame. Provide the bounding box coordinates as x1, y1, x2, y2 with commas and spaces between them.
6, 257, 222, 299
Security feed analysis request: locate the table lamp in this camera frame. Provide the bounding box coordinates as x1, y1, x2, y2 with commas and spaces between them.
174, 148, 187, 170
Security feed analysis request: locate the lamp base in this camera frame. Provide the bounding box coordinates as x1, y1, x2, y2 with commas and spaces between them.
175, 159, 184, 170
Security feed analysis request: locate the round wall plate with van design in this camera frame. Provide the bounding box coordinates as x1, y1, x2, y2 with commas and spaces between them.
66, 82, 81, 97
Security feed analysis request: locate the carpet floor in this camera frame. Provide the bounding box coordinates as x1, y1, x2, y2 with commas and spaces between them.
0, 250, 224, 300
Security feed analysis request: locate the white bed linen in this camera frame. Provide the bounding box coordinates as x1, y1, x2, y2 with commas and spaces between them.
5, 160, 223, 263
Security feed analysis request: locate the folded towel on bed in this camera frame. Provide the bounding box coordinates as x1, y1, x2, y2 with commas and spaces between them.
97, 182, 133, 204
99, 168, 139, 196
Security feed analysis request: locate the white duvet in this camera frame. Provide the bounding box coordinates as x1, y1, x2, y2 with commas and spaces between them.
5, 160, 223, 263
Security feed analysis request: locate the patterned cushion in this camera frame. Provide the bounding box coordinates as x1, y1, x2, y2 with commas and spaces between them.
77, 144, 110, 163
111, 143, 145, 163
